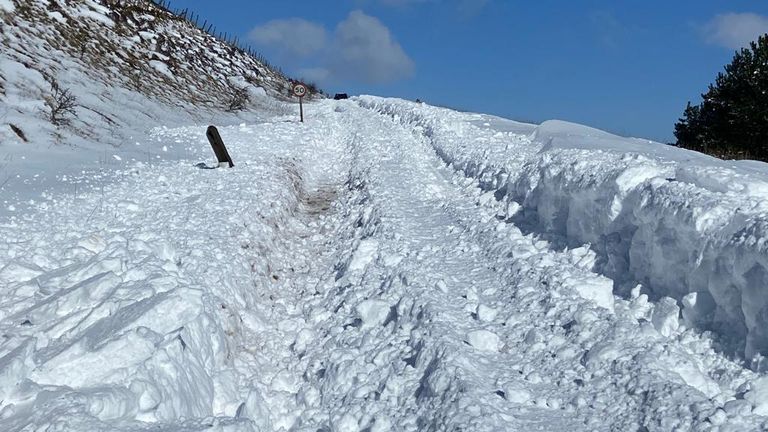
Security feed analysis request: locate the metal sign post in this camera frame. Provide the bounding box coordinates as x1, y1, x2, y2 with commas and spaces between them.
292, 83, 307, 122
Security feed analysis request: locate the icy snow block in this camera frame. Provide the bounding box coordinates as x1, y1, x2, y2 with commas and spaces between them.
356, 299, 391, 328
652, 297, 680, 337
745, 376, 768, 416
466, 329, 502, 352
206, 126, 234, 168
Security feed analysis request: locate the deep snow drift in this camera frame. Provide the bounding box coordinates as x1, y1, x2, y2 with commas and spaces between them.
1, 97, 768, 430
361, 97, 768, 365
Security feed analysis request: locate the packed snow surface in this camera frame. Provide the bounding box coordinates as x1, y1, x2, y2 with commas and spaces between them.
1, 97, 768, 430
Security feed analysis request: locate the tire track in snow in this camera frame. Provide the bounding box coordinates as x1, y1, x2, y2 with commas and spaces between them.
273, 104, 607, 430
224, 119, 361, 431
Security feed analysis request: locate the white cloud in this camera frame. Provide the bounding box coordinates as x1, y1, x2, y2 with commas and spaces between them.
247, 11, 414, 85
248, 18, 327, 57
330, 10, 415, 84
705, 13, 768, 49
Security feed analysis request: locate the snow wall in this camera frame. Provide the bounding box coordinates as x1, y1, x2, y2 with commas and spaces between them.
359, 96, 768, 363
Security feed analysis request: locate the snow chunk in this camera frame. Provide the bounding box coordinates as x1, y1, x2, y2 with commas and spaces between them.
503, 385, 532, 404
149, 60, 173, 79
745, 376, 768, 416
356, 299, 390, 328
77, 235, 108, 254
117, 200, 140, 212
293, 328, 316, 353
476, 304, 497, 322
651, 297, 680, 337
466, 329, 502, 352
707, 409, 728, 425
348, 239, 378, 273
370, 417, 393, 432
30, 331, 156, 388
566, 274, 614, 312
334, 413, 359, 432
0, 261, 44, 285
0, 340, 35, 403
270, 369, 299, 393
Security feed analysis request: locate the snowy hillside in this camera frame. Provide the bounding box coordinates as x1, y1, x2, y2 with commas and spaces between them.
1, 96, 768, 430
0, 0, 297, 211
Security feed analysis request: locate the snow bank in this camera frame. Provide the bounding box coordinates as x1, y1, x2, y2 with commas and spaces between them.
0, 119, 347, 430
358, 96, 768, 362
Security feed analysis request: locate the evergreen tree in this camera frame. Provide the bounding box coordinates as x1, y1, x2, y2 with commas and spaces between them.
675, 34, 768, 160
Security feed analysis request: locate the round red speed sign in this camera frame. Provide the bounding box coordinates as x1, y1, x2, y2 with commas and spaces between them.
292, 83, 307, 98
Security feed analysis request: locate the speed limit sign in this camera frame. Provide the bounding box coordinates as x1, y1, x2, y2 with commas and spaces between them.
292, 83, 307, 98
292, 83, 307, 122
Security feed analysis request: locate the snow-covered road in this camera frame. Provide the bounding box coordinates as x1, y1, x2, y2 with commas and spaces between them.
1, 98, 767, 431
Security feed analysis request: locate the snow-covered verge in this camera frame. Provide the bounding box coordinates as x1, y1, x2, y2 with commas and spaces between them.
0, 106, 352, 430
358, 96, 768, 364
0, 0, 299, 213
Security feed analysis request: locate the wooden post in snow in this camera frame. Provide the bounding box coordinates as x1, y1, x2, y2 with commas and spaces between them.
206, 125, 234, 168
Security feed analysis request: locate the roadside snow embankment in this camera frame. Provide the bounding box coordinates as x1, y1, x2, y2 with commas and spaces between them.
0, 121, 336, 431
359, 96, 768, 362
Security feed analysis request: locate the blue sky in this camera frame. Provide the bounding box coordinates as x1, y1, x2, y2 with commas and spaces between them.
168, 0, 768, 143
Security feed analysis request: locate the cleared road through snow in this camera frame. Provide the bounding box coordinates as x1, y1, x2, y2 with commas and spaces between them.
0, 99, 766, 430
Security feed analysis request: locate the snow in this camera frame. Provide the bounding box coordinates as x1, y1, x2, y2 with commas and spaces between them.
466, 329, 502, 352
476, 304, 497, 322
2, 2, 768, 429
651, 297, 681, 337
0, 97, 766, 430
347, 239, 378, 273
149, 60, 174, 78
72, 4, 115, 27
356, 299, 391, 328
746, 377, 768, 416
0, 0, 14, 13
0, 0, 293, 215
359, 96, 768, 365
